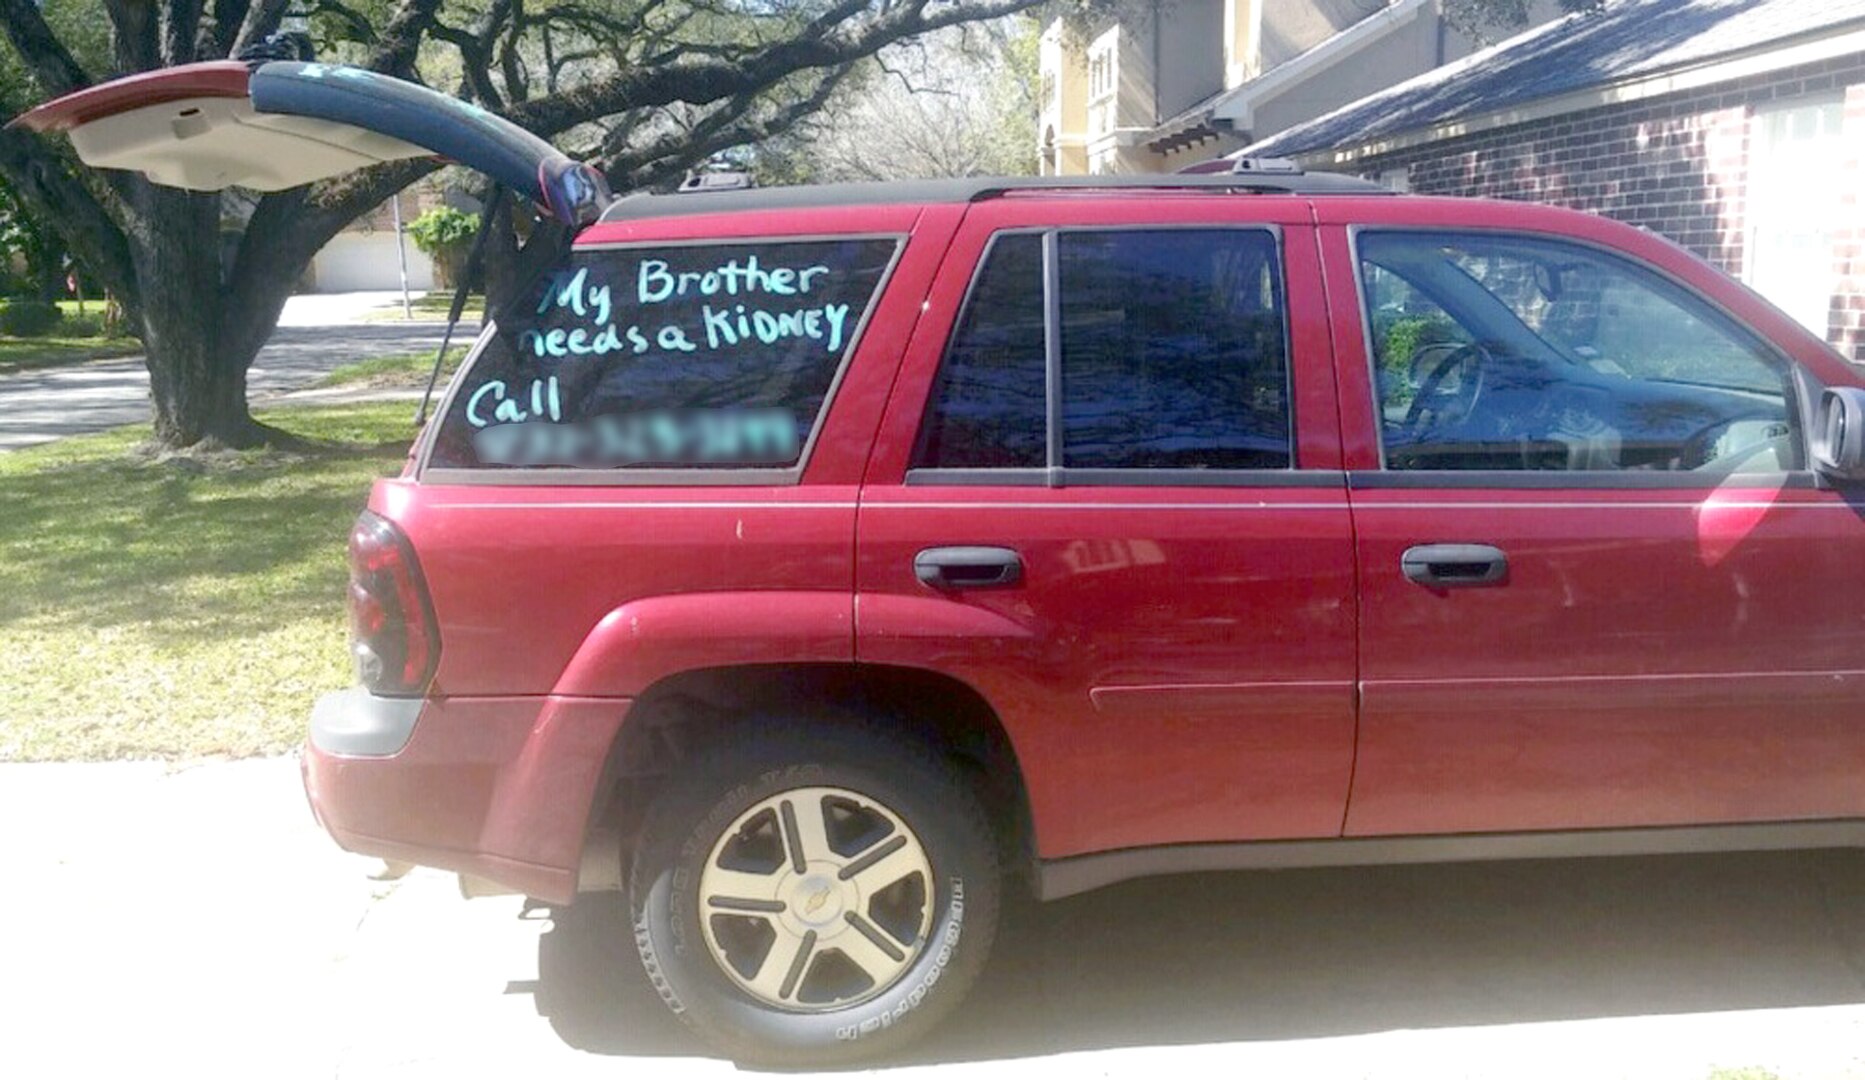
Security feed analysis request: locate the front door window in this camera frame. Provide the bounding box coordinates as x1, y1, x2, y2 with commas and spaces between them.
1358, 231, 1797, 476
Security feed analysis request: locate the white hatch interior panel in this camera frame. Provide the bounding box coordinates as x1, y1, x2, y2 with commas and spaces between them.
65, 95, 432, 192
18, 60, 613, 222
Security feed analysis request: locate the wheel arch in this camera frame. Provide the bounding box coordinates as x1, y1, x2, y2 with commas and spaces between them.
577, 662, 1036, 896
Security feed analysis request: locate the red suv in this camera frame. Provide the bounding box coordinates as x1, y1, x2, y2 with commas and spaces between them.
26, 60, 1865, 1067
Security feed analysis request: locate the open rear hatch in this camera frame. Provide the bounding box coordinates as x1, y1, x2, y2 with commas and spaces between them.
10, 60, 609, 224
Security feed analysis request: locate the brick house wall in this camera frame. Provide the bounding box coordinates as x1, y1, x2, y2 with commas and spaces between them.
1352, 52, 1865, 360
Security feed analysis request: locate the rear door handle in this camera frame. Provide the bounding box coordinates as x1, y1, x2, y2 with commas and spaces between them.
1401, 543, 1508, 587
914, 546, 1023, 590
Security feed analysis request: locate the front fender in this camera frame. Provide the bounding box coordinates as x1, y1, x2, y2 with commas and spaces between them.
550, 590, 855, 698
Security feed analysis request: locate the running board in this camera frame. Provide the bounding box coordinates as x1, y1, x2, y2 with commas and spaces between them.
1035, 819, 1865, 900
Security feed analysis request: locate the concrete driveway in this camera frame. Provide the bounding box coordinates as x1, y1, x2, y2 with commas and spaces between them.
3, 757, 1863, 1079
0, 317, 455, 451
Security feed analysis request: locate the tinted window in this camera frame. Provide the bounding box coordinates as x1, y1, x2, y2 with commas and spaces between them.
1059, 230, 1289, 469
430, 238, 897, 470
1359, 232, 1796, 474
912, 233, 1047, 469
913, 228, 1292, 472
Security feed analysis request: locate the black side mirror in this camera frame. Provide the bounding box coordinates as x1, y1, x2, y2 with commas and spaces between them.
1812, 387, 1865, 481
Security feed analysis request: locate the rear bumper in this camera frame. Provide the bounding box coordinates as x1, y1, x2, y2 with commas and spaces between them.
303, 689, 632, 904
310, 688, 423, 756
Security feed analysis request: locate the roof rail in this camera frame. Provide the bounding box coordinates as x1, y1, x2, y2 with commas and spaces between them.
599, 171, 1389, 223
1228, 156, 1303, 174
1177, 154, 1308, 177
966, 172, 1386, 200
678, 169, 756, 193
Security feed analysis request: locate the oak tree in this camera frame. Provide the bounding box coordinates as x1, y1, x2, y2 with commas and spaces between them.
0, 0, 1045, 448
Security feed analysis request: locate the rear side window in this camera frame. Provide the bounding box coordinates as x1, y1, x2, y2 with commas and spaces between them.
912, 234, 1047, 468
913, 228, 1291, 476
1059, 231, 1289, 469
429, 238, 898, 472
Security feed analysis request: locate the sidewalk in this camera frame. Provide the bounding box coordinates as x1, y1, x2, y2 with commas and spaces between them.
277, 290, 448, 327
3, 755, 1863, 1078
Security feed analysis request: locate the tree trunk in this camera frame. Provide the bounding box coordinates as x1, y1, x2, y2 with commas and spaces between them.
147, 341, 256, 447
480, 197, 523, 312
32, 258, 64, 302
129, 187, 267, 448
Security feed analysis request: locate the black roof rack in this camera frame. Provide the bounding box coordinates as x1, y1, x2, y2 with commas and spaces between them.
597, 171, 1390, 224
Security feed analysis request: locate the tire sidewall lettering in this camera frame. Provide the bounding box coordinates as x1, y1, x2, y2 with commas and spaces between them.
835, 877, 964, 1042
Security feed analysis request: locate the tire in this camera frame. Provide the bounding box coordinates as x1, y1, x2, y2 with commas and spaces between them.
629, 722, 1001, 1067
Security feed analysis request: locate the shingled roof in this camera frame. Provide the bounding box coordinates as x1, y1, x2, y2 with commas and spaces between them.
1240, 0, 1865, 161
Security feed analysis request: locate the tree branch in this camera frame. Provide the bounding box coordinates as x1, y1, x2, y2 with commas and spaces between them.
0, 128, 139, 316
877, 53, 959, 98
199, 0, 253, 59
103, 0, 164, 75
308, 0, 379, 47
508, 0, 1045, 138
230, 0, 292, 56
0, 0, 95, 98
604, 67, 857, 193
104, 0, 162, 75
163, 0, 206, 67
225, 158, 439, 363
801, 0, 882, 43
498, 0, 529, 104
366, 0, 445, 77
431, 22, 507, 107
431, 0, 516, 107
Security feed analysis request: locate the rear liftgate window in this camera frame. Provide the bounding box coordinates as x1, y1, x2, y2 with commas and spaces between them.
430, 239, 899, 471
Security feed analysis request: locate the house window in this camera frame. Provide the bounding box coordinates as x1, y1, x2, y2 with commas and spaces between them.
1087, 28, 1119, 138
1747, 96, 1844, 335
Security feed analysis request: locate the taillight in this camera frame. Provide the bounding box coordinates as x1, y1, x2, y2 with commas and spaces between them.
346, 510, 439, 696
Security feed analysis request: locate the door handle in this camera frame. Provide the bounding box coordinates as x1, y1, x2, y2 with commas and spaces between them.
1401, 543, 1508, 587
914, 546, 1023, 590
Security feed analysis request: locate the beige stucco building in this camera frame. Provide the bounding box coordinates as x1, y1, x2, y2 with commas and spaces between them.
1038, 0, 1561, 175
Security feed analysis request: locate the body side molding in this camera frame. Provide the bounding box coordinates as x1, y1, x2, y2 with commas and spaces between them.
1035, 819, 1865, 900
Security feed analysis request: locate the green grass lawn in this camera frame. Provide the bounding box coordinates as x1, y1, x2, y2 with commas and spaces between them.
314, 346, 467, 390
0, 402, 416, 761
0, 334, 142, 374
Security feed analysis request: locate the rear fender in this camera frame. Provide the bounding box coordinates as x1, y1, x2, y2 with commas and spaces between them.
551, 590, 855, 698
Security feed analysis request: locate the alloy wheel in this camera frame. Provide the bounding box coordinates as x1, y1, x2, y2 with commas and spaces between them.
696, 785, 935, 1011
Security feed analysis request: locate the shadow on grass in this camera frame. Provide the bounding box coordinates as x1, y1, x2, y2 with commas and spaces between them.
0, 336, 143, 375
0, 403, 413, 642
